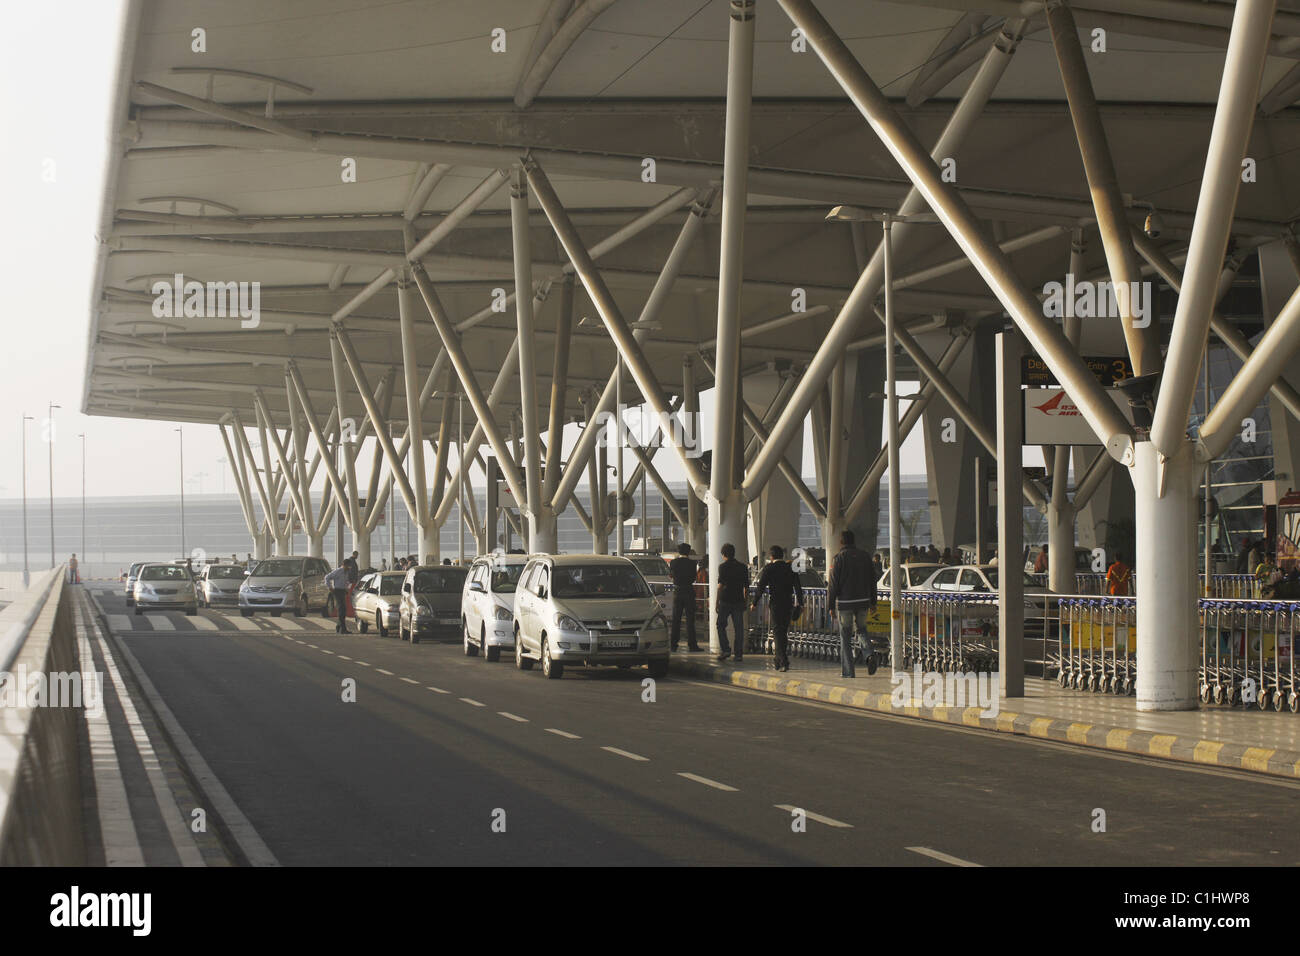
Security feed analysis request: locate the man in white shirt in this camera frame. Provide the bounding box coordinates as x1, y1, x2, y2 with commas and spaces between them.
324, 564, 351, 633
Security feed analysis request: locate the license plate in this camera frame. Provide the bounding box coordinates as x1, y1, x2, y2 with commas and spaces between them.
438, 617, 458, 625
602, 638, 635, 650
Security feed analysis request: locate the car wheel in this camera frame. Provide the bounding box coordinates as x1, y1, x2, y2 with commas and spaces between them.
464, 619, 478, 657
359, 619, 369, 634
515, 630, 533, 671
542, 638, 563, 679
484, 626, 500, 662
648, 659, 669, 680
376, 612, 388, 638
295, 595, 307, 617
241, 608, 253, 617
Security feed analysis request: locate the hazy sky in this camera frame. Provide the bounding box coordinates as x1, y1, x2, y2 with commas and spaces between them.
0, 0, 953, 506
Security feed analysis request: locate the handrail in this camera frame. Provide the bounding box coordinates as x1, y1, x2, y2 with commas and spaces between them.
0, 567, 63, 674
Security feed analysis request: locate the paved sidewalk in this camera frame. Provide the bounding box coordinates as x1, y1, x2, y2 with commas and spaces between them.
668, 648, 1300, 780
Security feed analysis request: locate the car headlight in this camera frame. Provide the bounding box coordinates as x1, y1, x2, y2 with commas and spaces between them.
281, 582, 298, 592
554, 612, 583, 631
646, 612, 668, 630
416, 606, 432, 617
494, 606, 513, 622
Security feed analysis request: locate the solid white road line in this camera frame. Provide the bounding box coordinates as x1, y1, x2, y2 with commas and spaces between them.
459, 697, 485, 707
546, 728, 581, 739
75, 613, 144, 865
601, 746, 648, 762
498, 711, 528, 722
906, 846, 983, 867
677, 772, 738, 792
774, 805, 853, 828
82, 597, 203, 865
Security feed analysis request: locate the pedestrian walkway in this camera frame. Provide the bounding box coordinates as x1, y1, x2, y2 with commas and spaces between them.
668, 648, 1300, 780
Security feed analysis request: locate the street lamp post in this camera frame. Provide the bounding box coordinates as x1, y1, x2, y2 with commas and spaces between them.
79, 432, 85, 581
21, 414, 33, 588
48, 402, 60, 569
175, 427, 186, 560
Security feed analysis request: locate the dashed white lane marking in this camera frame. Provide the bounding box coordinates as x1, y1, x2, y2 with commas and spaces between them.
601, 746, 648, 762
906, 846, 982, 867
148, 615, 175, 631
337, 655, 352, 661
459, 697, 485, 707
305, 643, 319, 649
319, 649, 335, 655
376, 668, 394, 676
546, 728, 581, 739
427, 686, 449, 694
107, 614, 133, 632
498, 711, 528, 722
678, 772, 738, 792
774, 805, 853, 829
399, 677, 419, 685
355, 661, 370, 667
189, 615, 217, 631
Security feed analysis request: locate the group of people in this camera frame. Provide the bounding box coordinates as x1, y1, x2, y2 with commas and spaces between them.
667, 530, 878, 678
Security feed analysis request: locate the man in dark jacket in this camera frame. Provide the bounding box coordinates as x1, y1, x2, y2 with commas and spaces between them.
715, 543, 749, 663
668, 543, 701, 652
827, 530, 876, 678
751, 545, 803, 671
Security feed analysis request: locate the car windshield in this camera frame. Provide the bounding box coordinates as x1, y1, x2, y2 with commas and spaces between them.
129, 563, 144, 575
981, 568, 1037, 588
252, 559, 305, 577
141, 565, 190, 581
488, 564, 525, 594
413, 568, 468, 593
209, 566, 244, 579
551, 565, 651, 599
378, 575, 404, 596
630, 557, 669, 577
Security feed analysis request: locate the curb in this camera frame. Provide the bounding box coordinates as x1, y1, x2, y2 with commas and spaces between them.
669, 658, 1300, 781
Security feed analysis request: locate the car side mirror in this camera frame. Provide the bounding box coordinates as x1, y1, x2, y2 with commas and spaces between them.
537, 586, 547, 599
470, 582, 485, 593
244, 570, 251, 576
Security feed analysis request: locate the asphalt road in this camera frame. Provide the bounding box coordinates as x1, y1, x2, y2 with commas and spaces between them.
93, 589, 1300, 866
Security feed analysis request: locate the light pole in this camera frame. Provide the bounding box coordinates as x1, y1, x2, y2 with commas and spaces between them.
78, 432, 85, 580
175, 427, 186, 560
47, 402, 60, 569
825, 206, 938, 674
21, 414, 33, 587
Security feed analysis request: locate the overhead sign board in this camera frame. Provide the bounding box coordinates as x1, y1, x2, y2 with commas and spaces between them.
1023, 388, 1134, 446
1021, 355, 1134, 387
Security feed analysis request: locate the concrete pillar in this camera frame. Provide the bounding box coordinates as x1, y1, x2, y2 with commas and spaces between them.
1133, 441, 1199, 711
744, 368, 803, 555
1260, 240, 1300, 487
844, 349, 885, 551
1046, 499, 1075, 593
530, 506, 559, 554
351, 524, 371, 570
307, 532, 324, 558
420, 523, 438, 563
707, 489, 748, 654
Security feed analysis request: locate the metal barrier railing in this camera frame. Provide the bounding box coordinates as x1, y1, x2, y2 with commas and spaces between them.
1199, 574, 1262, 599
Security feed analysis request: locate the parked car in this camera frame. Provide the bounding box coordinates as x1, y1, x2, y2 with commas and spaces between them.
124, 561, 146, 605
238, 556, 330, 617
353, 570, 405, 637
878, 562, 941, 592
133, 563, 198, 616
198, 564, 246, 608
461, 554, 528, 660
1024, 546, 1095, 575
399, 564, 469, 643
919, 564, 1046, 596
512, 554, 670, 680
626, 554, 672, 613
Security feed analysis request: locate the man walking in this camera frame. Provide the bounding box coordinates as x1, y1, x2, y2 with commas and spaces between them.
827, 530, 876, 678
325, 562, 351, 633
715, 543, 749, 663
1106, 553, 1132, 596
668, 543, 700, 652
68, 553, 79, 585
752, 545, 803, 672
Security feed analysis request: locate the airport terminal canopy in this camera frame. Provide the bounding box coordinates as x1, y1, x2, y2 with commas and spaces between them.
86, 0, 1300, 434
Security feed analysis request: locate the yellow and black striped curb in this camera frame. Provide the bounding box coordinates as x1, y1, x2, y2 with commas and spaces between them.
669, 658, 1300, 781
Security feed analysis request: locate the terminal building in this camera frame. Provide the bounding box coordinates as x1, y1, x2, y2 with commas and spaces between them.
76, 0, 1300, 711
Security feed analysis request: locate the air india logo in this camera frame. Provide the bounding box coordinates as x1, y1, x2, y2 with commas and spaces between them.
1034, 392, 1081, 417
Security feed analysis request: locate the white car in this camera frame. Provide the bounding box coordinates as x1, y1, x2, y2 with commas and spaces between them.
878, 562, 942, 592
626, 554, 672, 613
461, 554, 528, 661
198, 564, 245, 608
133, 563, 198, 616
512, 554, 670, 680
354, 570, 405, 637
